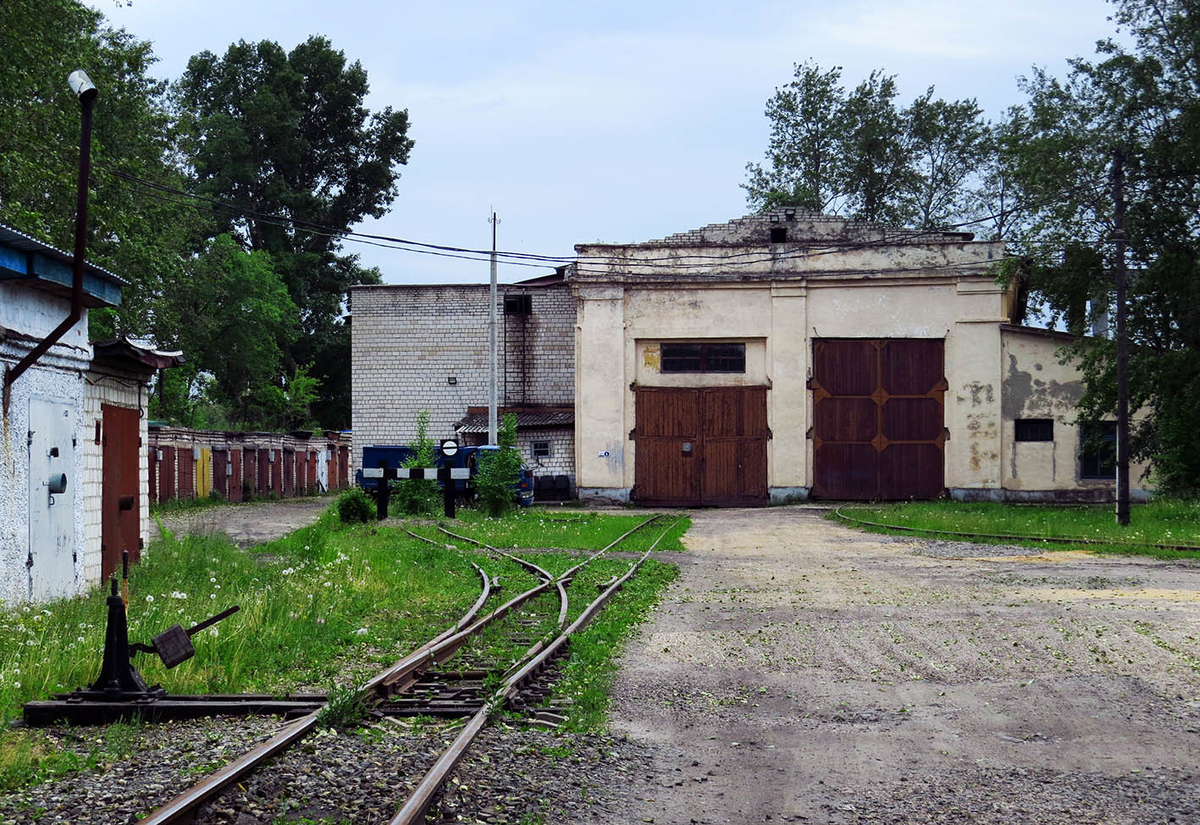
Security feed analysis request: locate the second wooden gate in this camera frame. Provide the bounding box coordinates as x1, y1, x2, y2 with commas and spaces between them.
633, 386, 768, 506
810, 338, 946, 500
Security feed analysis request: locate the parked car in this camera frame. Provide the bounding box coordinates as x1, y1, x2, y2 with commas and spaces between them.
356, 444, 534, 507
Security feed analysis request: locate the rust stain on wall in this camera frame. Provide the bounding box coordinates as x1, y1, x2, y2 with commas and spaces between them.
643, 346, 661, 371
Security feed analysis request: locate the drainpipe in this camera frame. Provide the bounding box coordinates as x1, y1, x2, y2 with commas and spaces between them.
2, 70, 97, 417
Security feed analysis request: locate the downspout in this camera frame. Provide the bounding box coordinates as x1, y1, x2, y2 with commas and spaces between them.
2, 71, 97, 417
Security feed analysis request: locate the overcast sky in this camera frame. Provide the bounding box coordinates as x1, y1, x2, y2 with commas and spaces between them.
93, 0, 1124, 285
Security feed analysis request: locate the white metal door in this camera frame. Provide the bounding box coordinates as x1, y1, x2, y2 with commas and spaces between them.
28, 396, 76, 601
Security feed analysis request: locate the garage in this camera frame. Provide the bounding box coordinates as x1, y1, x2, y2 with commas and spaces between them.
633, 386, 768, 506
810, 338, 946, 500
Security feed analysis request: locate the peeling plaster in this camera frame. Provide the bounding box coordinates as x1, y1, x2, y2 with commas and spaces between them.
957, 381, 995, 407
1002, 353, 1084, 420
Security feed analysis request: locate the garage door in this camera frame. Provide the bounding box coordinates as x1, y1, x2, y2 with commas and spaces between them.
634, 386, 768, 506
811, 339, 946, 500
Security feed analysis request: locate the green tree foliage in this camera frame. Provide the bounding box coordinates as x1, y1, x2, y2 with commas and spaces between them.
474, 414, 522, 517
1001, 0, 1200, 494
392, 410, 439, 516
0, 0, 192, 339
173, 37, 414, 429
745, 61, 989, 228
149, 234, 307, 430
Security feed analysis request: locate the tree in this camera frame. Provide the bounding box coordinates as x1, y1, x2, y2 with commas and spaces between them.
151, 234, 303, 430
0, 0, 193, 340
173, 36, 415, 429
1002, 0, 1200, 494
475, 414, 521, 517
745, 62, 989, 228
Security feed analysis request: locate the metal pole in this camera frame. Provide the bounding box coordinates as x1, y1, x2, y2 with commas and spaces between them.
488, 212, 499, 446
1112, 148, 1131, 526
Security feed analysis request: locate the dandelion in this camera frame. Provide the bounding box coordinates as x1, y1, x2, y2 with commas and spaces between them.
146, 595, 155, 603
210, 628, 219, 638
214, 584, 221, 590
12, 682, 19, 689
170, 591, 187, 600
210, 577, 216, 584
210, 593, 217, 600
355, 628, 369, 636
323, 581, 332, 587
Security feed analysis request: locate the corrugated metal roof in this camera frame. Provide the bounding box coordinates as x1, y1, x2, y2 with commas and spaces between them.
456, 409, 574, 433
0, 223, 128, 286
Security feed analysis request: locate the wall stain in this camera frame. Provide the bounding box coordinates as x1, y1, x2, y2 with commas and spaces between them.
1002, 354, 1084, 419
957, 381, 995, 407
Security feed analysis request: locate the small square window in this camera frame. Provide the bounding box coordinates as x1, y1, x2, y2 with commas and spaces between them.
531, 440, 551, 459
1080, 421, 1117, 478
504, 294, 532, 315
1015, 419, 1054, 442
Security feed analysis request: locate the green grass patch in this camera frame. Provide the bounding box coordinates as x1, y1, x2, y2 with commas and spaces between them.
450, 508, 690, 552
833, 500, 1200, 559
548, 558, 680, 731
0, 507, 686, 790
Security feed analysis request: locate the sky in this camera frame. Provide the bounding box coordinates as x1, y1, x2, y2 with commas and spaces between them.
92, 0, 1127, 285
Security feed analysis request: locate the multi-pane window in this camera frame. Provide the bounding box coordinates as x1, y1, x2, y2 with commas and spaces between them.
1079, 421, 1117, 478
531, 440, 551, 459
1015, 418, 1054, 442
660, 342, 746, 374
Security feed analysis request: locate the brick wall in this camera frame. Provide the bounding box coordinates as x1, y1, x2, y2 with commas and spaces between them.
350, 282, 576, 469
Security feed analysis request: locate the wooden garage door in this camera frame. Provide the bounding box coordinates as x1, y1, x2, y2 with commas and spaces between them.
634, 386, 768, 506
811, 339, 946, 500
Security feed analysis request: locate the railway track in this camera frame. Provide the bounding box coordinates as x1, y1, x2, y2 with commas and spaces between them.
139, 514, 677, 824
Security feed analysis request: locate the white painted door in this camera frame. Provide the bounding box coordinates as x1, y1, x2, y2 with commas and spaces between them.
28, 396, 76, 601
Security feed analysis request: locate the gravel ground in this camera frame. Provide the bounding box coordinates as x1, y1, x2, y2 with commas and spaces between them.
151, 497, 331, 547
608, 507, 1200, 824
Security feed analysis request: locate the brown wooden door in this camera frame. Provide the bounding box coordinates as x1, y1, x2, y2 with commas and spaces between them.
634, 386, 768, 506
811, 339, 946, 500
243, 448, 257, 497
634, 388, 701, 505
101, 405, 140, 581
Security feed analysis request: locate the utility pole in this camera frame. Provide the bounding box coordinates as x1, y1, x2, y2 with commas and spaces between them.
1111, 148, 1131, 526
488, 211, 499, 446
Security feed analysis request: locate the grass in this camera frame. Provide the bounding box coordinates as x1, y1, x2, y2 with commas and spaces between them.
449, 507, 690, 552
0, 505, 683, 790
833, 500, 1200, 559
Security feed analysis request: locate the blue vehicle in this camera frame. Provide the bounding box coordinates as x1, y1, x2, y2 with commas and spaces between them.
356, 444, 534, 506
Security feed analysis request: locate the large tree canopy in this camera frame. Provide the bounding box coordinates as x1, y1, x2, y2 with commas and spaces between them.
1002, 0, 1200, 494
744, 62, 989, 228
173, 36, 414, 429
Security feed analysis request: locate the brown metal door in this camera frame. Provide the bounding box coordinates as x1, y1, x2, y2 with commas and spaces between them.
158, 446, 176, 502
213, 449, 228, 499
283, 450, 295, 497
230, 449, 244, 502
177, 448, 194, 500
243, 449, 257, 497
702, 387, 769, 505
811, 339, 945, 500
101, 405, 140, 581
148, 447, 158, 504
634, 388, 701, 505
338, 446, 349, 489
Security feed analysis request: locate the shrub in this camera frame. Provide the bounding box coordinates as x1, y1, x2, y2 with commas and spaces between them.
336, 486, 376, 524
392, 410, 440, 516
475, 413, 522, 517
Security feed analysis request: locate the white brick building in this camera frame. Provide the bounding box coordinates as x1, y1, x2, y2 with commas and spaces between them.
349, 272, 577, 491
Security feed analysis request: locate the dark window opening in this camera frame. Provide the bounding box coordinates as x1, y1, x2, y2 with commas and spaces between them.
531, 440, 551, 459
770, 226, 788, 243
1015, 418, 1054, 442
661, 342, 746, 374
504, 293, 532, 315
1079, 421, 1117, 478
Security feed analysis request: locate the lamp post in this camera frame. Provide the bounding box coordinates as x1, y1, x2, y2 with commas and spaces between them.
1, 70, 97, 416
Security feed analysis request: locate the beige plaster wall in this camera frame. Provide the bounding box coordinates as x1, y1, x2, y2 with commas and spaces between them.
999, 329, 1152, 494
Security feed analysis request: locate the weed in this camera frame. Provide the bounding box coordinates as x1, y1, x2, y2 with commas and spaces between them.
316, 684, 364, 729
336, 487, 376, 524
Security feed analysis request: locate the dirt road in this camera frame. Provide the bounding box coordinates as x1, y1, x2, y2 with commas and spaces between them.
151, 497, 330, 547
608, 507, 1200, 824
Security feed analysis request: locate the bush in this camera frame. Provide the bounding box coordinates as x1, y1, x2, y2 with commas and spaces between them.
392, 410, 440, 516
475, 413, 522, 517
336, 486, 376, 524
